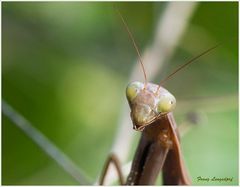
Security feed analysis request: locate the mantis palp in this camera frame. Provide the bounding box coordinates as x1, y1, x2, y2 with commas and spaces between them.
99, 8, 218, 185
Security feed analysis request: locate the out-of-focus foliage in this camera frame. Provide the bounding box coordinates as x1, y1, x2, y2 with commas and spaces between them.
2, 2, 238, 185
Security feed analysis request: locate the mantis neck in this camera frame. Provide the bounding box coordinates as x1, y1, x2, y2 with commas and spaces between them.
126, 113, 191, 185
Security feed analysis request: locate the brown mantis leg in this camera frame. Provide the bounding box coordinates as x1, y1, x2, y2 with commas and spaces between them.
162, 113, 191, 185
138, 142, 170, 185
126, 115, 173, 185
99, 153, 124, 185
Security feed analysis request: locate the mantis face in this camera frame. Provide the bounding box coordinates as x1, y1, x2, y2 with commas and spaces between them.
126, 81, 176, 131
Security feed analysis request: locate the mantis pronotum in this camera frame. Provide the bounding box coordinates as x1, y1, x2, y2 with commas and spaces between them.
99, 7, 218, 185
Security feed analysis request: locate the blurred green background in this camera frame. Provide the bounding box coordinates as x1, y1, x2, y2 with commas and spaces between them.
2, 2, 238, 185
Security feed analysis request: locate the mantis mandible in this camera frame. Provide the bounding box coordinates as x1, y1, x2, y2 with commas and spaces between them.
99, 8, 218, 185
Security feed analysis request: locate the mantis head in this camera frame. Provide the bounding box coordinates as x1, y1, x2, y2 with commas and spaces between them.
126, 81, 176, 131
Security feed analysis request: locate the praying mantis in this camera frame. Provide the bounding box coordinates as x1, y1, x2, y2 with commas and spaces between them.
99, 7, 219, 185
2, 2, 237, 185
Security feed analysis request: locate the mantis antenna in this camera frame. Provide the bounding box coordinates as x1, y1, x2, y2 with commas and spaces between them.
156, 43, 220, 92
114, 6, 148, 88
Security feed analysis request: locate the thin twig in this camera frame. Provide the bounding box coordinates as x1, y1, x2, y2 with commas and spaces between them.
99, 2, 198, 185
2, 100, 92, 185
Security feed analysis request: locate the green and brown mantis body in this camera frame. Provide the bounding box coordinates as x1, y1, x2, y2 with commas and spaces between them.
99, 7, 218, 185
100, 82, 192, 185
125, 82, 191, 185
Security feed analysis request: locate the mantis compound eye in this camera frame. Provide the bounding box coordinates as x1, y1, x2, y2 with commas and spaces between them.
126, 81, 144, 102
157, 93, 176, 113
